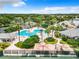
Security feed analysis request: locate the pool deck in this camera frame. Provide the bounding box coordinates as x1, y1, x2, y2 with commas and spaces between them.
3, 42, 75, 56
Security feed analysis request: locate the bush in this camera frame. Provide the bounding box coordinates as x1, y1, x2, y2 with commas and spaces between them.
44, 37, 57, 44
0, 42, 10, 50
0, 48, 3, 52
67, 39, 79, 47
41, 23, 48, 28
61, 35, 79, 48
45, 37, 55, 42
75, 48, 79, 57
15, 41, 23, 48
54, 25, 64, 31
22, 41, 35, 48
30, 35, 39, 43
22, 35, 39, 48
15, 35, 39, 49
61, 35, 68, 41
55, 31, 61, 38
4, 25, 22, 33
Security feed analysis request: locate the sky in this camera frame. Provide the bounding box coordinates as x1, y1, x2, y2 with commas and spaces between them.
0, 0, 79, 14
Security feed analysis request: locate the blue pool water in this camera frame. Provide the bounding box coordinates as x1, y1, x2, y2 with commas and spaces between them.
18, 29, 41, 36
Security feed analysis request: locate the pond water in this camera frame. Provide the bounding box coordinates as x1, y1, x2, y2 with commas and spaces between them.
0, 57, 78, 59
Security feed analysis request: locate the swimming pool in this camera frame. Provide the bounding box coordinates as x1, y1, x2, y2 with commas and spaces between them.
17, 29, 41, 36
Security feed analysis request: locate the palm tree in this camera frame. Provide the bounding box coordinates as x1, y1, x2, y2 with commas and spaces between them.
36, 16, 42, 28
47, 25, 55, 37
40, 29, 43, 42
14, 17, 22, 42
21, 15, 28, 29
71, 16, 75, 25
45, 29, 50, 37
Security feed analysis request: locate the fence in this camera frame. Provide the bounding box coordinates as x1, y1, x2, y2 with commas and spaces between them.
3, 50, 76, 56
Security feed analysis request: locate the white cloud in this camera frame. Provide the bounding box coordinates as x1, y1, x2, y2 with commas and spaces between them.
0, 5, 79, 14
0, 0, 26, 7
12, 2, 26, 7
0, 0, 22, 4
44, 7, 66, 11
31, 7, 79, 14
